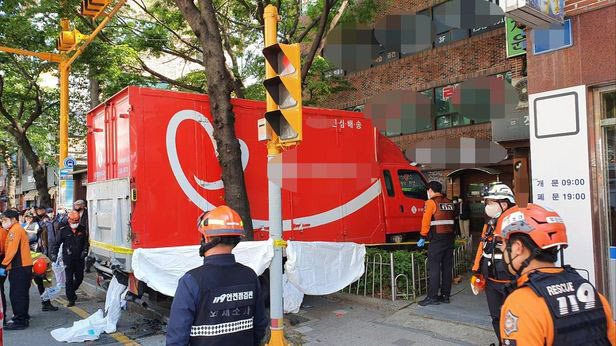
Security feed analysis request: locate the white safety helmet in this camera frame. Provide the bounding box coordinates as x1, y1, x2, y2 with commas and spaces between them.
481, 182, 515, 204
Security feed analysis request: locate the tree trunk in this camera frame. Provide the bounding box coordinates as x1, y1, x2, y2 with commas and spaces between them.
15, 129, 51, 208
301, 0, 334, 84
316, 0, 349, 57
88, 68, 101, 109
0, 147, 16, 208
175, 0, 254, 239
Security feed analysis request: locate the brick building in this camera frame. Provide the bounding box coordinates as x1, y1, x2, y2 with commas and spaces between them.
319, 0, 530, 234
521, 0, 615, 304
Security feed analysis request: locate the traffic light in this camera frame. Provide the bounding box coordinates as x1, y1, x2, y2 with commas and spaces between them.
81, 0, 110, 18
56, 29, 89, 52
262, 43, 302, 144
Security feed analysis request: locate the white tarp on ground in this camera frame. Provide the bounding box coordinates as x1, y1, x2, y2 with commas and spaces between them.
131, 240, 365, 312
132, 240, 274, 297
285, 241, 366, 295
51, 276, 128, 342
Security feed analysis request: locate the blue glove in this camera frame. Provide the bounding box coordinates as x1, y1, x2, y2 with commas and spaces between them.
417, 238, 426, 248
0, 268, 6, 277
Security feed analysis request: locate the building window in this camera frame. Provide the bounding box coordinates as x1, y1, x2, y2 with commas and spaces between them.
344, 104, 365, 112
533, 19, 572, 55
398, 170, 428, 200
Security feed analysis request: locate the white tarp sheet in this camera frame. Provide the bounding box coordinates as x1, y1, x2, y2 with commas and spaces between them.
285, 241, 366, 295
131, 240, 365, 312
132, 240, 274, 297
51, 276, 128, 342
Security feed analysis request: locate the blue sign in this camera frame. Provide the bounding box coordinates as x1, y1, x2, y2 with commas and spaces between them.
60, 168, 73, 180
61, 180, 74, 210
533, 19, 572, 55
64, 157, 76, 169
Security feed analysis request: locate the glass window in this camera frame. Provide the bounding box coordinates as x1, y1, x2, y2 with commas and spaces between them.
383, 170, 395, 197
602, 91, 616, 119
533, 19, 573, 55
398, 170, 428, 200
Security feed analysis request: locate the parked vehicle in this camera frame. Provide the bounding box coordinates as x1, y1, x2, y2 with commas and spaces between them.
87, 86, 428, 293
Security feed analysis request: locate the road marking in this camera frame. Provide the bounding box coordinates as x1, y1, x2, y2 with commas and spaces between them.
54, 298, 140, 345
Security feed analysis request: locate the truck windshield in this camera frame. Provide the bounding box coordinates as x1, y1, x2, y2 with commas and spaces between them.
398, 170, 428, 200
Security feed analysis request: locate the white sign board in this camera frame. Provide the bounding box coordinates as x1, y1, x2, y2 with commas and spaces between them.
529, 85, 595, 284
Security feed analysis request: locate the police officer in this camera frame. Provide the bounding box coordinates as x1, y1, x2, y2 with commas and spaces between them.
52, 211, 88, 307
471, 182, 516, 342
418, 181, 456, 306
0, 209, 33, 330
167, 206, 267, 345
495, 204, 615, 345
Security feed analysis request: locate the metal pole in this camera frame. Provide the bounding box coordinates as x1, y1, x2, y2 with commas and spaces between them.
267, 164, 286, 344
390, 253, 395, 302
264, 5, 287, 346
59, 62, 70, 168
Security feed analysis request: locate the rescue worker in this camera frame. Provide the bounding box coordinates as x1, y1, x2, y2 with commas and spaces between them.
31, 252, 59, 311
0, 219, 7, 323
0, 209, 33, 330
471, 182, 516, 341
52, 211, 88, 307
417, 181, 456, 306
74, 200, 91, 272
167, 206, 267, 345
495, 204, 616, 345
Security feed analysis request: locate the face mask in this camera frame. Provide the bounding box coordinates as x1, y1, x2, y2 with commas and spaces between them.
485, 203, 503, 218
2, 221, 12, 229
48, 213, 54, 218
426, 191, 432, 199
70, 223, 79, 229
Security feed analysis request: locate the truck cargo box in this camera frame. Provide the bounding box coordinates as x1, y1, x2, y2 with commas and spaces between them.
87, 87, 428, 271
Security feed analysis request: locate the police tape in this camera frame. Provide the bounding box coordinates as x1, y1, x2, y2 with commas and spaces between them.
89, 240, 134, 255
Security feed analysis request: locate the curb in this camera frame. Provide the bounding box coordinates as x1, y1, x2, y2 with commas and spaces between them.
328, 292, 412, 313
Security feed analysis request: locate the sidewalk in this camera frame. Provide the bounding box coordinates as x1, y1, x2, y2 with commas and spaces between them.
286, 274, 498, 345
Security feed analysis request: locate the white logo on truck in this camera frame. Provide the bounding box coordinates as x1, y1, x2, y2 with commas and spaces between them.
166, 110, 383, 230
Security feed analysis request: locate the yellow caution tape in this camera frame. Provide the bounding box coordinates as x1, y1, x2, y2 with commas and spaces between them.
273, 239, 287, 248
89, 239, 134, 255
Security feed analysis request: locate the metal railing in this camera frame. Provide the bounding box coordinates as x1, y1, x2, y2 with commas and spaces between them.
343, 236, 472, 302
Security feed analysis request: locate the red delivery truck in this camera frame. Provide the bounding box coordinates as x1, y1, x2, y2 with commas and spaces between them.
87, 86, 428, 279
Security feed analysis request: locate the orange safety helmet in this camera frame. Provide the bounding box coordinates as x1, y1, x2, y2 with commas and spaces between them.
198, 206, 245, 239
495, 204, 568, 250
68, 210, 80, 223
33, 257, 47, 275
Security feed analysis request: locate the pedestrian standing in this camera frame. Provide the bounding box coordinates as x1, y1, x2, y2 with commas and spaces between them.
495, 204, 615, 345
0, 210, 33, 330
167, 206, 267, 346
0, 222, 7, 323
417, 181, 456, 306
44, 208, 59, 256
52, 211, 88, 307
73, 200, 91, 272
458, 197, 471, 239
23, 213, 40, 250
471, 182, 516, 341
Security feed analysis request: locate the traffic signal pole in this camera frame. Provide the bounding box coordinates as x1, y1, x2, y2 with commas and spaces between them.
263, 5, 288, 346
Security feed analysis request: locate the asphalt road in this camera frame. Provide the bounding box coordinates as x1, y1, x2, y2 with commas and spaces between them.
2, 274, 166, 345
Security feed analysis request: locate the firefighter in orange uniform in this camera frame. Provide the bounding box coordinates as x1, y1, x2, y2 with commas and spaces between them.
0, 210, 33, 330
0, 221, 7, 322
417, 181, 456, 306
496, 204, 616, 345
471, 182, 516, 342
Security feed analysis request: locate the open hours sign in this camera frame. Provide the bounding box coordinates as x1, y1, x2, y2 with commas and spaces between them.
529, 85, 595, 284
